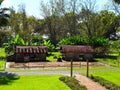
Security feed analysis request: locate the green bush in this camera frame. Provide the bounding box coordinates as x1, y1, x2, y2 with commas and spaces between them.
58, 36, 108, 47
89, 37, 109, 47
3, 34, 28, 54
90, 75, 120, 90
58, 36, 86, 46
59, 76, 87, 90
31, 36, 44, 45
43, 40, 55, 51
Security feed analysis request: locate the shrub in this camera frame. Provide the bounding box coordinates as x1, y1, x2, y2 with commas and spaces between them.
89, 37, 109, 47
3, 34, 28, 54
31, 36, 44, 45
58, 36, 108, 47
59, 76, 87, 90
58, 36, 86, 46
43, 40, 55, 51
90, 75, 120, 90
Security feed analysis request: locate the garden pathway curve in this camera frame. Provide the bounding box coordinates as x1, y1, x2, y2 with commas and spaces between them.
1, 70, 107, 90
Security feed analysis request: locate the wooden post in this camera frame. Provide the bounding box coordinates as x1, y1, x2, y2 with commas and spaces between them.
70, 59, 73, 77
118, 56, 119, 67
118, 52, 120, 67
86, 59, 89, 77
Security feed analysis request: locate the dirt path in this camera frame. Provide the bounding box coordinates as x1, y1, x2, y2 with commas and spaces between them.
76, 75, 107, 90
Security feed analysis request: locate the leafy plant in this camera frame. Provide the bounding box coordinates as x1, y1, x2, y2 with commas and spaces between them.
89, 37, 109, 47
43, 40, 55, 51
58, 36, 86, 46
59, 76, 87, 90
31, 36, 44, 45
3, 34, 27, 54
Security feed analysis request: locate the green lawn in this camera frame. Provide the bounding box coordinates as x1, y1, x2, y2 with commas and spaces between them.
0, 75, 70, 90
91, 72, 120, 86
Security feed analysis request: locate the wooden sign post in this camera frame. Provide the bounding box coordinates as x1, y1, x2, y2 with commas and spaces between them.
86, 59, 89, 77
70, 59, 73, 77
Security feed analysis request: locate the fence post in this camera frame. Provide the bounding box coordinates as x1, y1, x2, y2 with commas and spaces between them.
86, 59, 89, 77
70, 59, 73, 77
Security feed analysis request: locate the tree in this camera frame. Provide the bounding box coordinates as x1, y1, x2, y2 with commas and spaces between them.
0, 0, 9, 28
0, 30, 11, 47
9, 5, 39, 44
40, 0, 66, 46
114, 0, 120, 4
78, 0, 101, 39
99, 10, 120, 38
110, 39, 120, 66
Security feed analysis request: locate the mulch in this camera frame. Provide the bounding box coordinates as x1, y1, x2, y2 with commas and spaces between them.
7, 61, 105, 68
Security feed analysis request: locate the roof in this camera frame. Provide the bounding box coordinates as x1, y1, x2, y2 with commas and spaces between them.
61, 45, 93, 53
14, 46, 47, 54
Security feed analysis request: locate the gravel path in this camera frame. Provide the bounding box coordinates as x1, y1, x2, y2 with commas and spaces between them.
0, 70, 107, 90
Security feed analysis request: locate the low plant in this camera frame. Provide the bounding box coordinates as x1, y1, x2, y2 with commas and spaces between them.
59, 76, 87, 90
43, 40, 55, 51
3, 34, 28, 54
90, 75, 120, 90
58, 36, 86, 46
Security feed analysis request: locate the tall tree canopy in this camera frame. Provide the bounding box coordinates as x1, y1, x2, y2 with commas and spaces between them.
114, 0, 120, 4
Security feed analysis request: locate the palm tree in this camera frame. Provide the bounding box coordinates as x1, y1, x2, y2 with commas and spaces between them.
0, 0, 9, 27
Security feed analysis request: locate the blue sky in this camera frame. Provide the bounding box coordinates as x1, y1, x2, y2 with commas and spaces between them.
1, 0, 109, 19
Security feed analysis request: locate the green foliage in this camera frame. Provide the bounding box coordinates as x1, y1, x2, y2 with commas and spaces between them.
90, 75, 120, 90
0, 0, 3, 4
31, 36, 44, 45
114, 0, 120, 4
0, 30, 11, 47
109, 40, 120, 52
89, 37, 109, 47
0, 60, 6, 71
3, 34, 27, 54
58, 36, 108, 48
0, 0, 9, 27
46, 52, 62, 61
59, 76, 87, 90
58, 36, 86, 46
0, 48, 6, 57
43, 40, 55, 51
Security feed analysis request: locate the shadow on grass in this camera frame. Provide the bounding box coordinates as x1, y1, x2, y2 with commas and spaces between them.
0, 72, 20, 85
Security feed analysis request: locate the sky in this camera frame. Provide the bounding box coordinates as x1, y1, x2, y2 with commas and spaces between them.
1, 0, 109, 19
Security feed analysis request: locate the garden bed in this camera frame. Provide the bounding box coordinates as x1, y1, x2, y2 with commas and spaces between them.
7, 62, 105, 69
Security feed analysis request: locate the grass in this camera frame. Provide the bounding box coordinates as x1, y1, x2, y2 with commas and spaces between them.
96, 57, 120, 67
0, 75, 70, 90
92, 71, 120, 86
91, 72, 120, 86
